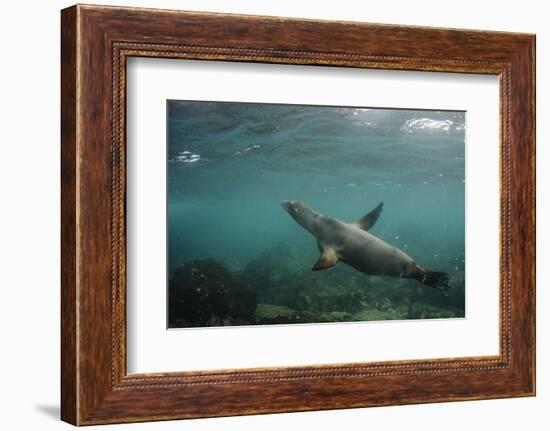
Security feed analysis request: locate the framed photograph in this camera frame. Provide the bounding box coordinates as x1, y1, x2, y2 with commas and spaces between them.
61, 4, 535, 425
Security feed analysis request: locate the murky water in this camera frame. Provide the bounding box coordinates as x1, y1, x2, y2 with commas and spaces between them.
167, 100, 465, 328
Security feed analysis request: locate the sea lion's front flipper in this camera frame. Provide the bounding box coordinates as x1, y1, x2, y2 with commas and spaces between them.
355, 202, 384, 231
312, 248, 338, 271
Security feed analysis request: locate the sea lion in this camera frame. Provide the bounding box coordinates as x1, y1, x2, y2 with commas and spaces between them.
281, 200, 449, 290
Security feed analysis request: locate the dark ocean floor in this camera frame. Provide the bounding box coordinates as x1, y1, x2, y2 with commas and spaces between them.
168, 243, 465, 328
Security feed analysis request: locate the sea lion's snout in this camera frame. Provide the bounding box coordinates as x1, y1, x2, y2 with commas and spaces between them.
281, 200, 296, 212
282, 200, 307, 222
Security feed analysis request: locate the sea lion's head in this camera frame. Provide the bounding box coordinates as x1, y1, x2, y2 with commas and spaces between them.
281, 200, 320, 234
281, 200, 311, 217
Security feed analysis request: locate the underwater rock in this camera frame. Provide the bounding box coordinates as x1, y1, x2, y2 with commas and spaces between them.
229, 273, 257, 321
409, 302, 464, 319
244, 260, 273, 303
244, 242, 296, 303
169, 259, 257, 327
324, 311, 353, 321
256, 304, 300, 323
168, 253, 465, 327
256, 304, 353, 325
351, 306, 409, 322
248, 263, 370, 314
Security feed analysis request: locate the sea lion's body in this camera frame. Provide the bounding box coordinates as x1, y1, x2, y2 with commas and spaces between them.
321, 217, 416, 277
281, 200, 449, 290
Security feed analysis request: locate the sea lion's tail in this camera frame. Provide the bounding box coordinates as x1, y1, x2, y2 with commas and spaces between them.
417, 270, 450, 291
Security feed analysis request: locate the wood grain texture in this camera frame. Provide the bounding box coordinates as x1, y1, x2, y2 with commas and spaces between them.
60, 6, 78, 425
60, 4, 535, 425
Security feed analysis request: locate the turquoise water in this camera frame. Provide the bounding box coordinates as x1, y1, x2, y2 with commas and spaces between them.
167, 100, 465, 328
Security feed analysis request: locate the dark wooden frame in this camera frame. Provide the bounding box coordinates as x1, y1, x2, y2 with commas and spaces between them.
61, 4, 535, 426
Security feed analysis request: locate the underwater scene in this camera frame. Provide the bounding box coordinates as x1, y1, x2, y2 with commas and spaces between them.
167, 100, 465, 329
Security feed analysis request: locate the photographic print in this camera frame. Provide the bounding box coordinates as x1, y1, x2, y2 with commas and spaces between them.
167, 100, 465, 329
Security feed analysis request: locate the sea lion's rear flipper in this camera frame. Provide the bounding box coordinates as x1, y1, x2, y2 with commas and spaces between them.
312, 248, 338, 271
419, 270, 450, 291
355, 202, 383, 231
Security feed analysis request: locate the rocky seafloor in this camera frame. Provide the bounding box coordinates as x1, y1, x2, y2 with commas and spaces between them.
168, 243, 465, 328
